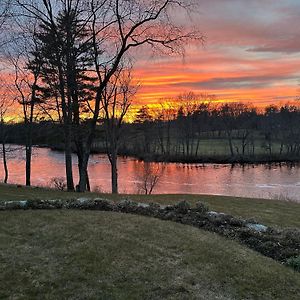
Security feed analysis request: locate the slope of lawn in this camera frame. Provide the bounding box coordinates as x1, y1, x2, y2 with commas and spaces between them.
0, 184, 299, 228
1, 210, 300, 300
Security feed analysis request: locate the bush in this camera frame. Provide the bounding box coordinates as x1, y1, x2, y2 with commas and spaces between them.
175, 201, 191, 214
92, 185, 105, 193
148, 202, 161, 210
94, 198, 115, 211
285, 256, 300, 272
194, 202, 209, 214
50, 177, 66, 191
117, 200, 138, 212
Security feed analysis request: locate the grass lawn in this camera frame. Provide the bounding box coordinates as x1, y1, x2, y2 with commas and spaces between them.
0, 184, 299, 228
1, 210, 300, 299
120, 135, 287, 158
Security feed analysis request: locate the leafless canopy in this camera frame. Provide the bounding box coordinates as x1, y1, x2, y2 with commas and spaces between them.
15, 0, 202, 88
13, 0, 202, 192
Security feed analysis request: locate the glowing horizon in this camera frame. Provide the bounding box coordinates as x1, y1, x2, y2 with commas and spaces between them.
2, 0, 300, 121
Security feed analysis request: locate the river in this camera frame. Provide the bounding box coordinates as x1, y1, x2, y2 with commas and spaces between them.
1, 145, 300, 202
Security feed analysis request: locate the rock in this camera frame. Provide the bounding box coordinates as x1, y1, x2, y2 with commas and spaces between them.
26, 199, 63, 209
19, 201, 28, 208
117, 200, 138, 212
3, 200, 29, 210
77, 198, 90, 204
207, 211, 225, 217
246, 223, 268, 233
160, 204, 173, 211
207, 211, 229, 226
67, 198, 95, 209
137, 202, 150, 208
228, 217, 245, 227
148, 202, 161, 210
163, 211, 177, 220
5, 201, 22, 210
93, 198, 115, 211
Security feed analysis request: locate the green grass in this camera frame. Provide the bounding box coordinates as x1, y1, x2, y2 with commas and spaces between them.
1, 210, 300, 299
1, 184, 299, 228
187, 138, 285, 156
119, 134, 287, 157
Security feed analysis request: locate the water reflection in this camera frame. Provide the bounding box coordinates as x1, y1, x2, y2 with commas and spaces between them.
0, 145, 300, 201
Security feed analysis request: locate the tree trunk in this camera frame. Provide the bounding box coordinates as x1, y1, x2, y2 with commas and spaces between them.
25, 84, 36, 187
111, 150, 118, 194
78, 148, 89, 192
227, 131, 234, 157
195, 138, 201, 156
86, 169, 90, 192
75, 133, 91, 193
65, 124, 75, 191
2, 141, 8, 184
25, 145, 32, 186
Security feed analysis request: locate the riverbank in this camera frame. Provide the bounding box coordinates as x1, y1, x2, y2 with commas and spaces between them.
48, 143, 300, 164
131, 152, 300, 164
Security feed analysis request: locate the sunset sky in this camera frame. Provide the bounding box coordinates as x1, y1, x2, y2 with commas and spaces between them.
133, 0, 300, 107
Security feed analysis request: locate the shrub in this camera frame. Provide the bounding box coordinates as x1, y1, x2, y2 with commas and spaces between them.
94, 198, 115, 211
50, 177, 66, 191
175, 201, 191, 214
148, 202, 161, 210
117, 200, 138, 212
92, 185, 104, 193
194, 202, 209, 214
285, 256, 300, 272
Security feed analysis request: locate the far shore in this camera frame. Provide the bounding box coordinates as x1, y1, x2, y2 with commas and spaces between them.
42, 143, 300, 165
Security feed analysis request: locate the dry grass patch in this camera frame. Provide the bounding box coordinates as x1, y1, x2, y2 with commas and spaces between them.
1, 210, 300, 299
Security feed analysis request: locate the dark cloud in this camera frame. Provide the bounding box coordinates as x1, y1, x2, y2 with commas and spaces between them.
173, 74, 299, 90
247, 36, 300, 54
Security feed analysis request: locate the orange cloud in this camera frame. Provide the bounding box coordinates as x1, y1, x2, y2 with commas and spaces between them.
132, 46, 300, 107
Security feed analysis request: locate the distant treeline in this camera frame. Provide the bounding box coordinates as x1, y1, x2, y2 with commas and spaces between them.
3, 102, 300, 163
123, 102, 300, 163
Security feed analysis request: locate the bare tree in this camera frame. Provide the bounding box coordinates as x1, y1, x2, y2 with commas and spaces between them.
134, 105, 155, 154
137, 163, 164, 195
0, 94, 11, 183
0, 77, 16, 184
14, 0, 95, 191
50, 177, 67, 191
0, 2, 14, 183
176, 92, 199, 157
77, 0, 201, 192
102, 68, 136, 194
10, 48, 42, 187
15, 0, 202, 193
0, 1, 10, 47
152, 101, 177, 156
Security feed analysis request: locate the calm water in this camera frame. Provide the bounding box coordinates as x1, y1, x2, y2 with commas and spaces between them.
1, 145, 300, 202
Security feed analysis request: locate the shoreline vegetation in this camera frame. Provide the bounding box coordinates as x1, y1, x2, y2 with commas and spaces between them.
2, 102, 300, 195
46, 143, 300, 165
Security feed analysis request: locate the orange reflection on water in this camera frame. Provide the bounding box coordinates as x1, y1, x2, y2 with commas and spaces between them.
1, 146, 300, 201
